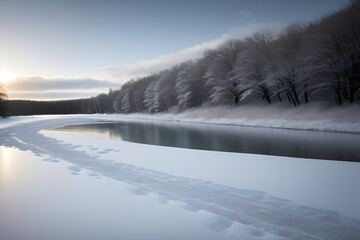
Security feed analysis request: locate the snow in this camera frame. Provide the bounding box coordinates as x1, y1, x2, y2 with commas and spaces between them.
111, 103, 360, 134
1, 102, 360, 133
43, 127, 360, 219
2, 147, 262, 240
1, 114, 360, 240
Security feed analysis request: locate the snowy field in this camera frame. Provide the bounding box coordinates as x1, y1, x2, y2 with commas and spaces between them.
1, 112, 360, 240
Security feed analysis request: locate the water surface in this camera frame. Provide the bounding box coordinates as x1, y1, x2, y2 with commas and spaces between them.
55, 121, 360, 162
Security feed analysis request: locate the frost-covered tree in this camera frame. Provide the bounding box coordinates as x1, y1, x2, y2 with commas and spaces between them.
153, 65, 184, 112
121, 91, 132, 113
131, 76, 154, 112
190, 58, 212, 104
235, 33, 274, 104
268, 25, 309, 106
322, 7, 360, 103
143, 80, 159, 113
205, 40, 245, 105
112, 80, 136, 113
105, 2, 359, 112
175, 62, 202, 109
176, 69, 196, 109
304, 4, 360, 105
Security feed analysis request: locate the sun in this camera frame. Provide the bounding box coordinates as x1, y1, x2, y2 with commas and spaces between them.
0, 69, 15, 83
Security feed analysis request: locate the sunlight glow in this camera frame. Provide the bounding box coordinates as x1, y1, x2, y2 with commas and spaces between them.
0, 69, 15, 83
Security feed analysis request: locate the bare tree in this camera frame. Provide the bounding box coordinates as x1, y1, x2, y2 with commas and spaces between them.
106, 3, 359, 113
205, 39, 245, 105
307, 4, 360, 105
268, 24, 309, 106
235, 33, 274, 104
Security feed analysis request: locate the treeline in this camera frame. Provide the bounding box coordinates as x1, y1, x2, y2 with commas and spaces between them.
111, 2, 359, 114
0, 90, 117, 117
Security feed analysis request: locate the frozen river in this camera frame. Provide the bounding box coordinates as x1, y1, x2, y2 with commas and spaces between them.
55, 121, 360, 161
1, 115, 360, 240
1, 146, 243, 240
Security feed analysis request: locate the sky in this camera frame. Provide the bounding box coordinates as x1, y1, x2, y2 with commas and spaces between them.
0, 0, 349, 100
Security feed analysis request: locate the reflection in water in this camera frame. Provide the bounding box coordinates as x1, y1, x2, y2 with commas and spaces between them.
0, 147, 12, 184
0, 146, 11, 166
55, 121, 360, 162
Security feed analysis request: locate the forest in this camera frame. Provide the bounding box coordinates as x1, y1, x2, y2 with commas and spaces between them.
0, 88, 116, 117
0, 2, 359, 117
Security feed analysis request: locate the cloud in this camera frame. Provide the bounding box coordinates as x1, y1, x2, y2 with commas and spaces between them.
6, 77, 119, 92
99, 35, 228, 82
7, 91, 104, 100
98, 23, 282, 83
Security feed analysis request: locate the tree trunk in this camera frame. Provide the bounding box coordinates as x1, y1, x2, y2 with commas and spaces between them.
288, 92, 297, 107
234, 95, 240, 105
304, 91, 309, 104
293, 91, 301, 106
264, 95, 271, 104
260, 86, 271, 104
349, 84, 355, 103
341, 87, 349, 100
334, 87, 342, 106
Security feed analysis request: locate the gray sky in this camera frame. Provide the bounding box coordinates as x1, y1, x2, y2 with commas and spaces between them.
0, 0, 348, 100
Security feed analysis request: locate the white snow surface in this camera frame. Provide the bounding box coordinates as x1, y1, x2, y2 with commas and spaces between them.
114, 103, 360, 133
1, 112, 360, 240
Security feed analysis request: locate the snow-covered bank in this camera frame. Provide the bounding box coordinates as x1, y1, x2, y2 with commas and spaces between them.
115, 103, 360, 134
1, 115, 360, 240
1, 102, 360, 134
